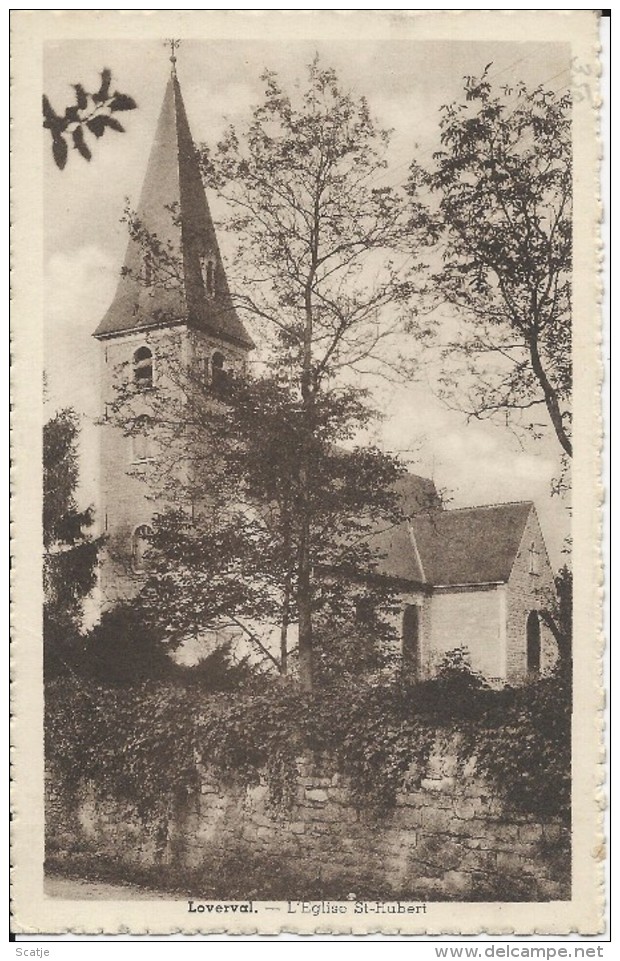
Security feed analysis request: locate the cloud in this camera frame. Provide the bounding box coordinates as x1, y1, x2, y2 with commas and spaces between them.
45, 246, 116, 413
369, 380, 568, 567
45, 245, 118, 512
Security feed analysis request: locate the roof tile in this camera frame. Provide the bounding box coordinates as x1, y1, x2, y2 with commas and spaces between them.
411, 502, 533, 586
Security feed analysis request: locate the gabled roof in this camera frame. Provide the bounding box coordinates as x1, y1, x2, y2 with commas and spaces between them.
372, 521, 425, 583
369, 474, 441, 584
410, 501, 533, 587
94, 75, 254, 349
394, 473, 442, 518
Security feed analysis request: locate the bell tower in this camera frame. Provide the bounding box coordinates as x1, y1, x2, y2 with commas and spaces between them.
93, 59, 254, 605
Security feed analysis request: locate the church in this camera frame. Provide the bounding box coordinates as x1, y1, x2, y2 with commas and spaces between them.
93, 66, 558, 687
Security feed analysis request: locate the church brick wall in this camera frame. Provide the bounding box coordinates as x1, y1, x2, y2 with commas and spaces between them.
186, 328, 248, 377
428, 587, 504, 681
99, 326, 188, 605
505, 510, 558, 683
98, 324, 248, 606
46, 745, 570, 901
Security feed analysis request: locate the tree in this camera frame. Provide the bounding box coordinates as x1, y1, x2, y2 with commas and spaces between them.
78, 602, 179, 684
43, 409, 102, 678
214, 375, 414, 679
539, 564, 573, 670
125, 373, 414, 683
407, 68, 572, 457
196, 58, 421, 686
111, 59, 432, 687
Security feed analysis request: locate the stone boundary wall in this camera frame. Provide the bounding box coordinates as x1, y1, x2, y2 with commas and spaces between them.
46, 745, 570, 901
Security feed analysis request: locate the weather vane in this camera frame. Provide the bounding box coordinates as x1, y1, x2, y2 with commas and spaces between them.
165, 39, 181, 77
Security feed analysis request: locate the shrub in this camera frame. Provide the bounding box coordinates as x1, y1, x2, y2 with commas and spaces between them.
76, 603, 178, 683
45, 677, 200, 831
475, 668, 572, 820
46, 652, 571, 828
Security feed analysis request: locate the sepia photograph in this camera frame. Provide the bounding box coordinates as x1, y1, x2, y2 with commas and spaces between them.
11, 9, 603, 936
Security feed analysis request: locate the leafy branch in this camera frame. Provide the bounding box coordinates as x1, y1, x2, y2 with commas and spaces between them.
43, 68, 137, 169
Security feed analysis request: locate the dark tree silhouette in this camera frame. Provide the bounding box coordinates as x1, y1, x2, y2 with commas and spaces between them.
43, 408, 102, 677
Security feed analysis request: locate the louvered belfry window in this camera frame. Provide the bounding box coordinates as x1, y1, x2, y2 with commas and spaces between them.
211, 351, 226, 390
133, 346, 153, 388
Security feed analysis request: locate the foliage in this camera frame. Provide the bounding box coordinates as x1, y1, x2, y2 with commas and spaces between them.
311, 589, 401, 686
108, 361, 417, 680
407, 67, 572, 456
176, 644, 265, 693
109, 59, 435, 688
426, 645, 491, 714
196, 58, 424, 686
43, 68, 137, 169
46, 678, 199, 829
134, 509, 286, 664
43, 409, 102, 679
475, 668, 572, 821
202, 57, 417, 376
76, 603, 179, 684
46, 652, 571, 834
539, 564, 573, 668
53, 598, 264, 689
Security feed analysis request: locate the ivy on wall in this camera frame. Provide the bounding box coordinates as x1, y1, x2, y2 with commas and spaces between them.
46, 652, 571, 841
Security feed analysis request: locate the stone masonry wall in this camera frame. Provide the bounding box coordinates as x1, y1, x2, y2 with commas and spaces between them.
506, 509, 558, 682
98, 324, 248, 608
47, 744, 570, 902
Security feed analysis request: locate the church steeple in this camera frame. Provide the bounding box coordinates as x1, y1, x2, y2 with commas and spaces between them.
94, 71, 254, 349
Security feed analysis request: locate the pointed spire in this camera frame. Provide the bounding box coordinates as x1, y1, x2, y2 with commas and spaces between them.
94, 69, 254, 349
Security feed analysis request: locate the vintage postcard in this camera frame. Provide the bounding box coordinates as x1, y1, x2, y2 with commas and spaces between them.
11, 9, 604, 936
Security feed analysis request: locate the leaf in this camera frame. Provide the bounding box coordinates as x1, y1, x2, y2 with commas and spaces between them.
109, 92, 137, 112
72, 126, 92, 161
102, 115, 125, 133
93, 68, 112, 104
52, 136, 68, 170
86, 116, 106, 139
73, 84, 88, 111
42, 95, 60, 126
86, 113, 125, 139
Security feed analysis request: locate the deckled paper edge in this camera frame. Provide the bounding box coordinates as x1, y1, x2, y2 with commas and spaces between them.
10, 7, 605, 937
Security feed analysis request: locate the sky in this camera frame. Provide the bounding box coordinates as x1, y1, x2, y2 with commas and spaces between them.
43, 36, 572, 568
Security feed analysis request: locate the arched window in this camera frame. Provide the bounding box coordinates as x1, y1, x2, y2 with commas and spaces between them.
131, 524, 153, 573
526, 610, 541, 676
211, 350, 226, 391
402, 604, 421, 680
133, 346, 153, 388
